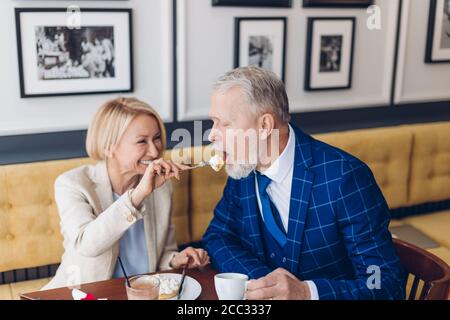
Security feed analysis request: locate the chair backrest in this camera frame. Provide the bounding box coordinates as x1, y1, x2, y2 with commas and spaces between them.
393, 238, 450, 300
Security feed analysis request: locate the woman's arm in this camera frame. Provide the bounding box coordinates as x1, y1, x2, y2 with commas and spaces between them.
159, 224, 179, 270
55, 174, 145, 258
157, 180, 178, 270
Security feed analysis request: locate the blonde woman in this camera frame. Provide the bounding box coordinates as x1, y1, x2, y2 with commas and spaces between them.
43, 97, 209, 290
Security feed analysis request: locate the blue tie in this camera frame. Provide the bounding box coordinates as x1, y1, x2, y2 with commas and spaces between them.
256, 172, 287, 247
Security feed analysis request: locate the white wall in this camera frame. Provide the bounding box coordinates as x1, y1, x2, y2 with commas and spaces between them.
1, 0, 448, 136
395, 0, 450, 104
0, 0, 173, 136
177, 0, 400, 121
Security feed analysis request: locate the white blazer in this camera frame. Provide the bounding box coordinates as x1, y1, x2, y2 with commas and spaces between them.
42, 161, 178, 290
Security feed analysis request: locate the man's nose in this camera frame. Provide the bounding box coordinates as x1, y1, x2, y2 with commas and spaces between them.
208, 128, 219, 143
208, 131, 214, 143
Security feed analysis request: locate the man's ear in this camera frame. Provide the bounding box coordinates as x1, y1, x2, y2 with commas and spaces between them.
259, 113, 275, 140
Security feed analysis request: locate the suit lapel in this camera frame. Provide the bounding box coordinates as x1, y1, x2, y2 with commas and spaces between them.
242, 126, 316, 273
285, 126, 315, 274
93, 161, 114, 216
92, 161, 158, 272
92, 161, 118, 275
242, 172, 265, 261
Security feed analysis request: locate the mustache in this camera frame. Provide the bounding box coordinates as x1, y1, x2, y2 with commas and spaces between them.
211, 143, 229, 154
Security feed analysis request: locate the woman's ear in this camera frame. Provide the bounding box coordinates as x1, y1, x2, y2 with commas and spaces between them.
259, 113, 275, 140
104, 145, 115, 159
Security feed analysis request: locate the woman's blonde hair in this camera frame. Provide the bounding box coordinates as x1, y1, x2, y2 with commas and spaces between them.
86, 97, 166, 160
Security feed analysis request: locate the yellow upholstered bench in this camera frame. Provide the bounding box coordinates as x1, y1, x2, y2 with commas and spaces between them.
400, 122, 450, 263
406, 122, 450, 206
0, 121, 449, 299
314, 122, 450, 265
0, 150, 191, 299
0, 158, 94, 299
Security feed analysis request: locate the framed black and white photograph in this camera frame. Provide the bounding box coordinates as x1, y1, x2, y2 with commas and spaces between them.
303, 0, 372, 8
213, 0, 292, 7
234, 17, 287, 81
15, 8, 133, 98
425, 0, 450, 63
304, 17, 355, 91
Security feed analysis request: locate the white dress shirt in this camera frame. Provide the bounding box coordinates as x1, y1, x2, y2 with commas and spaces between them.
255, 125, 319, 300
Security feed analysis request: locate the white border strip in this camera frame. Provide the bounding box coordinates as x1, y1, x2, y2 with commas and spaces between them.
161, 0, 174, 122
394, 0, 410, 104
176, 0, 188, 121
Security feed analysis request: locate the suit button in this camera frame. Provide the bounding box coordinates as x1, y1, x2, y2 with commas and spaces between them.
5, 234, 14, 241
270, 253, 275, 258
282, 257, 287, 263
127, 214, 134, 222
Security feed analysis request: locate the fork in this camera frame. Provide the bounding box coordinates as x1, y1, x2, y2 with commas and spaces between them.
183, 160, 209, 170
159, 160, 208, 175
177, 266, 188, 300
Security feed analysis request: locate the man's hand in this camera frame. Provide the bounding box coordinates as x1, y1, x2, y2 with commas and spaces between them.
245, 268, 311, 300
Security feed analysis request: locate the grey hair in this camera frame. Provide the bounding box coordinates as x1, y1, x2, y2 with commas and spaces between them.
213, 67, 291, 123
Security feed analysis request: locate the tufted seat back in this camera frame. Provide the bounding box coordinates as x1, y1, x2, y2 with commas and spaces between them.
0, 121, 449, 272
406, 122, 450, 206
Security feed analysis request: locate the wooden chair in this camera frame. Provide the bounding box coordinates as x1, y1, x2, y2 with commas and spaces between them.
393, 238, 450, 300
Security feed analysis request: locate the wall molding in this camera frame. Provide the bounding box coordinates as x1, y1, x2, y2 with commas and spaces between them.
2, 1, 450, 165
1, 100, 449, 165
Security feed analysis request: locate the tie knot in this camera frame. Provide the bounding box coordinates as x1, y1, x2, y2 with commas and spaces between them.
256, 171, 272, 192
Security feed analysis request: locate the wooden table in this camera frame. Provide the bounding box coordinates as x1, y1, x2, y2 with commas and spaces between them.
20, 266, 219, 300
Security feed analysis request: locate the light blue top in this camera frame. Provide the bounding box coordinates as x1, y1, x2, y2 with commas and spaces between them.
112, 192, 150, 278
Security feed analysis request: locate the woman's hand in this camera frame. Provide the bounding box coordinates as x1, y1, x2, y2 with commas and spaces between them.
170, 247, 211, 269
131, 159, 190, 208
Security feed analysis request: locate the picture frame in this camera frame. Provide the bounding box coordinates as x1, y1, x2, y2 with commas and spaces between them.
425, 0, 450, 63
304, 17, 356, 91
303, 0, 373, 8
15, 8, 133, 98
213, 0, 292, 8
234, 17, 287, 82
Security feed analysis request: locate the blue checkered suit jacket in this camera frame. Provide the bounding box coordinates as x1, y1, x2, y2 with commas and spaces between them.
203, 124, 406, 300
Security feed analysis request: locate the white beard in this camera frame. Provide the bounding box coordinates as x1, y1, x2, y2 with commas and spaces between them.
225, 163, 256, 180
211, 141, 258, 180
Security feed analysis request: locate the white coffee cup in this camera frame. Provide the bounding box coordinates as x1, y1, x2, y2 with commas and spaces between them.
214, 273, 249, 300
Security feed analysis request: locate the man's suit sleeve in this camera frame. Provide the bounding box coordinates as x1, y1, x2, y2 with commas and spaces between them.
310, 162, 406, 300
202, 178, 272, 279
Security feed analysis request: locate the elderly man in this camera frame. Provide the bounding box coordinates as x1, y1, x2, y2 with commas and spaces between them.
202, 67, 405, 300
